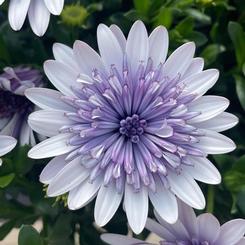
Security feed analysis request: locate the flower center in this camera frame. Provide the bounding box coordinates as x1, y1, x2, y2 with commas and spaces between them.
0, 90, 32, 119
119, 114, 147, 143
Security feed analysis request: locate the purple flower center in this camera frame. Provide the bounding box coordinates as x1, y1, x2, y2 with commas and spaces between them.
0, 90, 33, 119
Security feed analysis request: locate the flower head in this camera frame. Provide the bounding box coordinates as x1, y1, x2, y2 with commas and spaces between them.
0, 135, 17, 165
0, 66, 42, 146
101, 201, 245, 245
27, 21, 238, 234
0, 0, 64, 36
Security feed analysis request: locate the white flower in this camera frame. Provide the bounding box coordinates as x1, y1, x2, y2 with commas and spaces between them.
27, 20, 238, 234
0, 135, 16, 165
0, 0, 64, 36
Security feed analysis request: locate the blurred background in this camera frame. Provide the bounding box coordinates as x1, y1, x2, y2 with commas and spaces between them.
0, 0, 244, 244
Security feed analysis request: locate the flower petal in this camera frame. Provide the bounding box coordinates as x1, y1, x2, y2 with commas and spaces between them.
149, 26, 168, 67
183, 156, 221, 184
197, 213, 220, 243
149, 176, 178, 224
44, 60, 78, 96
182, 57, 204, 79
101, 234, 143, 245
28, 0, 50, 36
124, 184, 148, 234
162, 42, 195, 79
28, 110, 72, 137
28, 133, 76, 159
109, 24, 126, 51
192, 112, 238, 132
197, 130, 236, 154
188, 96, 229, 123
44, 0, 64, 15
95, 183, 123, 227
25, 88, 75, 111
40, 154, 67, 184
215, 219, 245, 245
167, 171, 205, 209
0, 135, 17, 157
47, 156, 90, 196
8, 0, 30, 31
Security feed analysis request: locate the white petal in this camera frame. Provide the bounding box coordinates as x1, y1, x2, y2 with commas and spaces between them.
162, 42, 195, 79
145, 218, 176, 241
197, 213, 220, 243
182, 69, 219, 98
188, 96, 229, 123
28, 110, 72, 137
182, 57, 204, 79
101, 234, 143, 245
183, 156, 221, 184
28, 0, 50, 36
44, 60, 78, 96
0, 113, 18, 136
25, 88, 75, 111
95, 183, 123, 226
8, 0, 30, 31
167, 171, 205, 209
149, 176, 178, 224
0, 135, 17, 157
109, 24, 126, 51
124, 184, 148, 234
0, 118, 9, 131
126, 20, 149, 79
215, 219, 245, 245
68, 177, 102, 210
97, 24, 123, 73
44, 0, 64, 15
197, 130, 236, 154
0, 0, 5, 5
40, 154, 67, 184
73, 40, 106, 76
193, 112, 238, 132
177, 200, 198, 237
19, 121, 31, 146
53, 43, 79, 72
47, 156, 89, 196
28, 133, 76, 159
149, 26, 168, 67
234, 238, 245, 245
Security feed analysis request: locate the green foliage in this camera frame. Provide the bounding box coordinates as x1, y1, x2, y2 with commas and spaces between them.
0, 0, 244, 244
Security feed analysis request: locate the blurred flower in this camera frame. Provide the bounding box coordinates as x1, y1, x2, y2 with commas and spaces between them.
61, 4, 88, 27
27, 20, 237, 234
0, 135, 16, 165
101, 201, 245, 245
0, 0, 64, 36
0, 67, 42, 146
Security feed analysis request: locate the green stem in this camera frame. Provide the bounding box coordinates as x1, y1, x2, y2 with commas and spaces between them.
206, 186, 215, 213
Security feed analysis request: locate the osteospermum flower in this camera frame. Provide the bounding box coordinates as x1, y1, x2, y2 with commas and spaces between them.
0, 67, 42, 146
0, 135, 16, 165
101, 201, 245, 245
0, 0, 64, 36
27, 20, 238, 234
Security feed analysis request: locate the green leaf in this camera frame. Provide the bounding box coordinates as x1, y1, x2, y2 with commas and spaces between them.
0, 220, 16, 241
184, 8, 211, 24
18, 225, 43, 245
153, 7, 173, 28
187, 31, 208, 47
201, 44, 225, 66
0, 173, 15, 188
175, 17, 194, 36
134, 0, 150, 14
228, 21, 245, 69
234, 75, 245, 110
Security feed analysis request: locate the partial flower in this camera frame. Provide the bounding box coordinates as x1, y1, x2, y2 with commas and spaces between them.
101, 201, 245, 245
0, 0, 64, 36
0, 135, 17, 165
0, 66, 42, 146
27, 20, 238, 234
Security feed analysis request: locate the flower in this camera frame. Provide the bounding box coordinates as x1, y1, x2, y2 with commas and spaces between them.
0, 0, 64, 36
0, 66, 42, 146
27, 20, 238, 234
0, 135, 17, 165
101, 201, 245, 245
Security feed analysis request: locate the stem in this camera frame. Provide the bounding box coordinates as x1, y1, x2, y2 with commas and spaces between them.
206, 186, 215, 213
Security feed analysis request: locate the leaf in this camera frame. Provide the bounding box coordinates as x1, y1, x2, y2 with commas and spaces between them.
234, 75, 245, 110
184, 8, 211, 24
153, 7, 173, 28
228, 21, 245, 69
0, 220, 16, 241
201, 44, 226, 66
175, 17, 194, 36
18, 225, 43, 245
134, 0, 150, 15
0, 173, 15, 188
